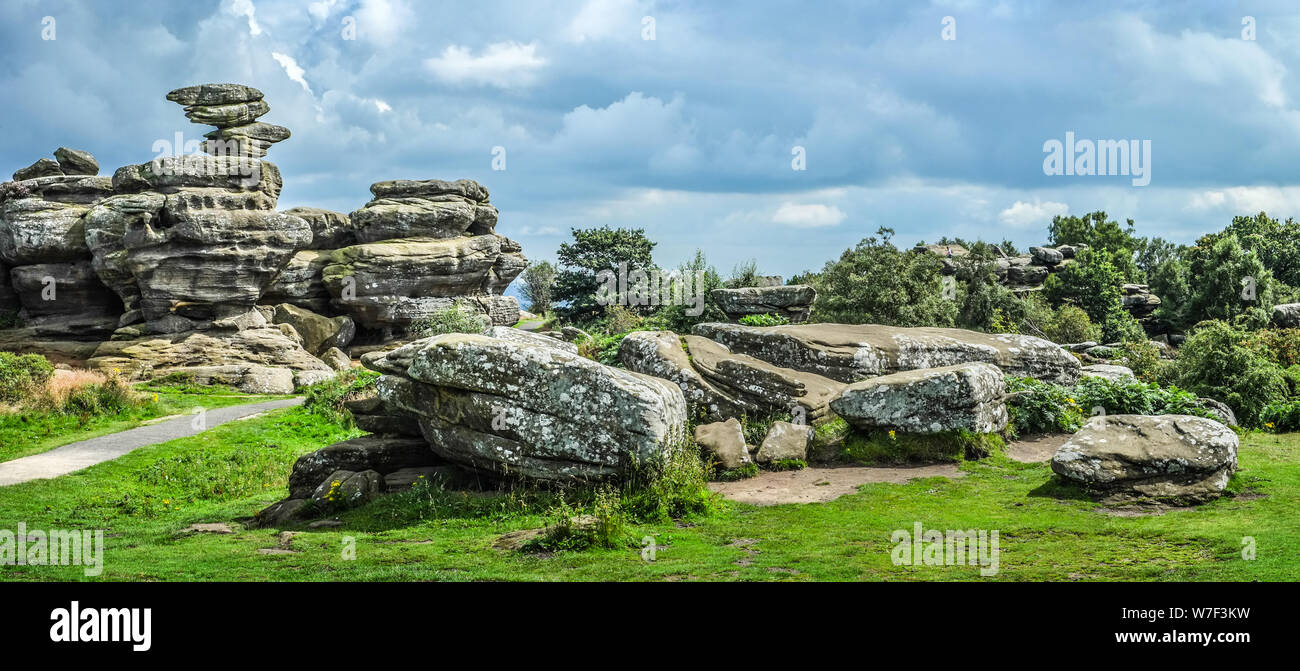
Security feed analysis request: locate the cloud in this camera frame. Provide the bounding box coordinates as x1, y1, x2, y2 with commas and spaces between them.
998, 200, 1069, 229
373, 99, 392, 113
566, 0, 643, 43
227, 0, 262, 36
271, 52, 313, 95
355, 0, 412, 42
771, 202, 846, 228
424, 41, 546, 88
307, 0, 339, 21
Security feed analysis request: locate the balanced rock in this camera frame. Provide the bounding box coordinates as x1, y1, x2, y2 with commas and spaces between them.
1051, 414, 1238, 504
366, 333, 687, 482
620, 329, 844, 424
830, 362, 1008, 434
710, 285, 815, 323
351, 179, 498, 242
167, 84, 288, 159
694, 322, 1080, 385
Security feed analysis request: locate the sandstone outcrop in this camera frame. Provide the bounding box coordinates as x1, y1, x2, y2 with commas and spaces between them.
693, 322, 1080, 385
830, 362, 1008, 434
710, 284, 815, 323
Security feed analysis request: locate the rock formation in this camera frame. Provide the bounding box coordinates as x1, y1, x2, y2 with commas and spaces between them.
711, 283, 815, 322
619, 329, 844, 424
693, 322, 1081, 385
362, 332, 687, 482
830, 362, 1008, 434
1051, 414, 1238, 503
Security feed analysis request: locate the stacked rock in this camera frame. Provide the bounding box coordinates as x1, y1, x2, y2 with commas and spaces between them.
0, 149, 119, 342
322, 178, 527, 340
165, 84, 290, 159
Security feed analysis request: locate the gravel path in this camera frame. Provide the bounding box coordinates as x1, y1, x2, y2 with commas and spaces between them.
708, 464, 965, 505
0, 397, 304, 487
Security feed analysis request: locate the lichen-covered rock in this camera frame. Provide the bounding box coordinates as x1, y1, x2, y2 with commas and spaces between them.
694, 418, 750, 470
367, 333, 687, 482
1051, 414, 1238, 504
0, 175, 112, 266
351, 179, 497, 241
8, 261, 120, 337
1080, 364, 1135, 382
756, 421, 812, 464
319, 346, 351, 371
87, 323, 333, 382
484, 325, 577, 353
830, 362, 1008, 434
261, 249, 332, 314
1273, 302, 1300, 328
694, 322, 1080, 385
619, 330, 844, 423
710, 285, 815, 322
271, 303, 354, 355
283, 207, 357, 250
53, 148, 99, 176
12, 158, 63, 181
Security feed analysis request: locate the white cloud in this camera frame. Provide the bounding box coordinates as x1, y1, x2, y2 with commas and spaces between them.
271, 52, 313, 95
998, 199, 1068, 228
1186, 186, 1300, 215
566, 0, 642, 43
355, 0, 412, 42
307, 0, 339, 21
425, 41, 546, 88
374, 99, 392, 113
771, 202, 846, 228
227, 0, 262, 36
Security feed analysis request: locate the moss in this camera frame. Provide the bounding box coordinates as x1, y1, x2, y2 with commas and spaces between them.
842, 429, 1004, 466
768, 459, 807, 471
716, 462, 760, 481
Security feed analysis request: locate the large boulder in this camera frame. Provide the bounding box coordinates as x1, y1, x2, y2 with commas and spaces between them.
350, 178, 498, 241
1051, 414, 1238, 504
694, 418, 751, 470
694, 322, 1080, 385
87, 321, 333, 384
271, 303, 354, 355
261, 249, 333, 314
0, 175, 112, 265
366, 333, 687, 482
830, 362, 1008, 434
1273, 303, 1300, 328
756, 421, 812, 464
619, 329, 844, 424
710, 285, 815, 323
287, 435, 439, 499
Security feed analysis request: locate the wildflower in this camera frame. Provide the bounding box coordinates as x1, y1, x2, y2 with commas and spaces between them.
888, 430, 896, 440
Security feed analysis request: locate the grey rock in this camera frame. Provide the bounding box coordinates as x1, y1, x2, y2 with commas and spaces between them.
756, 421, 812, 464
271, 303, 355, 355
1196, 398, 1238, 427
830, 362, 1008, 434
1080, 364, 1135, 382
1051, 414, 1238, 504
1029, 246, 1064, 265
319, 346, 351, 371
1272, 303, 1300, 328
710, 285, 815, 322
288, 435, 438, 499
262, 249, 333, 314
53, 148, 99, 176
283, 207, 356, 250
694, 322, 1080, 385
166, 83, 264, 106
310, 469, 383, 508
12, 158, 63, 181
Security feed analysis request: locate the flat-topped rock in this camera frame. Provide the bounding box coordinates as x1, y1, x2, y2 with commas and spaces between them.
693, 322, 1081, 385
1051, 414, 1238, 504
12, 158, 63, 181
710, 285, 815, 322
368, 178, 490, 201
166, 83, 264, 106
53, 148, 99, 176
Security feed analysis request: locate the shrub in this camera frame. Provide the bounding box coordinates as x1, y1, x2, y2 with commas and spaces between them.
0, 352, 55, 403
1250, 328, 1300, 368
716, 462, 760, 481
529, 487, 629, 552
842, 429, 1003, 465
1260, 400, 1300, 432
303, 369, 380, 427
656, 249, 727, 332
1069, 376, 1212, 419
407, 302, 489, 338
620, 436, 715, 522
1044, 304, 1102, 344
518, 260, 556, 314
809, 227, 958, 327
1173, 320, 1288, 427
1006, 376, 1086, 435
602, 304, 639, 335
738, 313, 789, 327
1118, 340, 1166, 383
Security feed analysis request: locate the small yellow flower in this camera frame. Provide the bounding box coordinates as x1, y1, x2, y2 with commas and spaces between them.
888, 430, 896, 440
1266, 422, 1275, 429
162, 499, 170, 505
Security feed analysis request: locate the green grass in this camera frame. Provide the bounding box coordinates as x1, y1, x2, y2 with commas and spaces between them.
0, 384, 293, 463
1, 405, 1297, 581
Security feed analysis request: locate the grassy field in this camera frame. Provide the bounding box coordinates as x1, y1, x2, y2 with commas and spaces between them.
0, 383, 294, 463
0, 404, 1295, 582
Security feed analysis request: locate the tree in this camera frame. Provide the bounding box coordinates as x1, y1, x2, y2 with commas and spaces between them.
809, 228, 957, 327
518, 260, 556, 314
658, 249, 727, 332
1042, 249, 1144, 342
553, 226, 656, 322
1048, 211, 1142, 282
1199, 212, 1300, 288
1174, 320, 1288, 427
1182, 232, 1278, 326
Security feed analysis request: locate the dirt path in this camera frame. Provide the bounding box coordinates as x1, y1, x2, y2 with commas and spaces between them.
1005, 434, 1071, 463
708, 464, 965, 505
0, 397, 304, 487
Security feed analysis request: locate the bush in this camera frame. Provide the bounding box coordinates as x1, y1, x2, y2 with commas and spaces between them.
529, 487, 629, 552
408, 303, 489, 338
1070, 376, 1212, 419
842, 429, 1004, 465
518, 260, 556, 314
1173, 320, 1288, 427
808, 227, 958, 327
602, 304, 639, 335
1043, 304, 1102, 344
1006, 377, 1085, 435
656, 249, 727, 332
620, 436, 715, 522
1259, 400, 1300, 432
1118, 340, 1170, 384
303, 369, 380, 427
0, 352, 55, 403
738, 313, 789, 327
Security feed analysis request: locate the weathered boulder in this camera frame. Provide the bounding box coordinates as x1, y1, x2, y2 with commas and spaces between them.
1029, 246, 1064, 265
283, 207, 357, 249
350, 179, 498, 241
1051, 414, 1238, 503
53, 148, 99, 176
319, 346, 351, 371
261, 249, 332, 314
830, 362, 1008, 434
710, 285, 815, 323
1273, 303, 1300, 328
288, 435, 439, 499
166, 83, 289, 159
1080, 364, 1135, 382
694, 418, 750, 470
484, 325, 577, 353
310, 469, 383, 508
322, 235, 525, 332
367, 333, 687, 482
87, 322, 333, 383
694, 322, 1080, 385
13, 158, 63, 181
271, 303, 354, 355
756, 421, 812, 464
619, 329, 845, 423
0, 175, 112, 265
8, 261, 120, 337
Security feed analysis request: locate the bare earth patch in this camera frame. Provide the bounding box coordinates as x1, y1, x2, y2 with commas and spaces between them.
1005, 433, 1071, 463
708, 464, 964, 505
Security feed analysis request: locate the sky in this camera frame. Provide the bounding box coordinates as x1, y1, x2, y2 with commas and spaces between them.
4, 0, 1300, 281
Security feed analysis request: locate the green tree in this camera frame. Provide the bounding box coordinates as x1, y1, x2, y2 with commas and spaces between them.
1048, 211, 1142, 282
1182, 232, 1277, 326
1042, 249, 1144, 343
518, 260, 556, 314
657, 249, 727, 332
553, 226, 657, 322
1174, 320, 1288, 427
1200, 212, 1300, 288
809, 228, 957, 327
